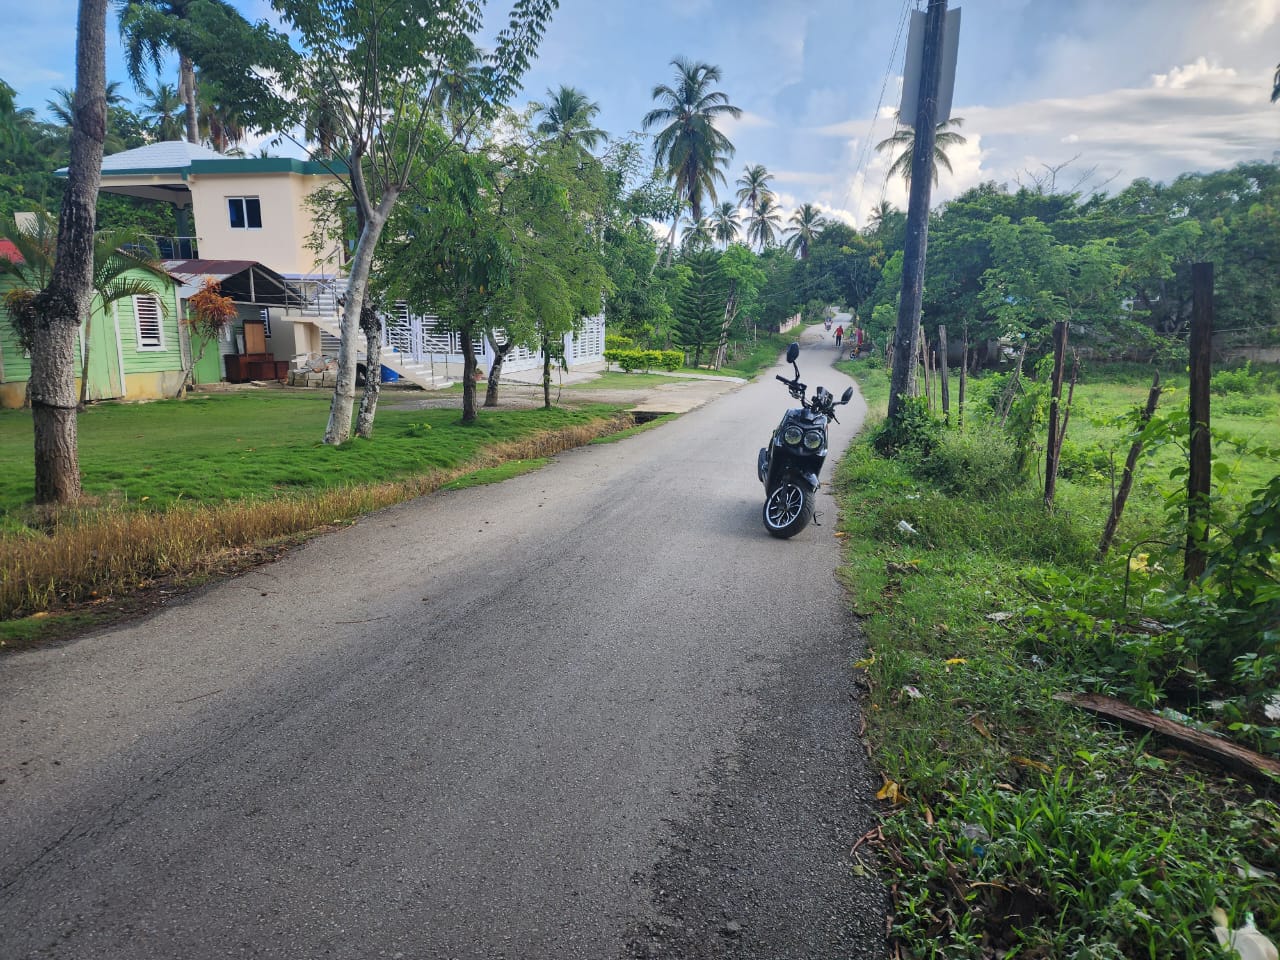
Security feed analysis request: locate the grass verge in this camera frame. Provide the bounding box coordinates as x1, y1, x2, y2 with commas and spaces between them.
1, 398, 631, 644
836, 362, 1279, 957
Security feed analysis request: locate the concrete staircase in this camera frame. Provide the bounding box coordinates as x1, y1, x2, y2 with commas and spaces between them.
301, 292, 454, 391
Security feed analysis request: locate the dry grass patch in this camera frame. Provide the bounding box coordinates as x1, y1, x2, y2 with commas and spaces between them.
1, 416, 630, 623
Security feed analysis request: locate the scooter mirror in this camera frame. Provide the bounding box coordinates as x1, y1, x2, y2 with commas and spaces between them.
841, 387, 854, 404
786, 342, 800, 364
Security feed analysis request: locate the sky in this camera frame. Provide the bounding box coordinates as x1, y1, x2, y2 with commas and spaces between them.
7, 0, 1280, 228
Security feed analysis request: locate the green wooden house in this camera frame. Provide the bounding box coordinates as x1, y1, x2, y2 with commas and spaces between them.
0, 238, 220, 408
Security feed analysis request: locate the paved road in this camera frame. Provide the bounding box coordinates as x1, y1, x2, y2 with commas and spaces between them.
0, 329, 885, 959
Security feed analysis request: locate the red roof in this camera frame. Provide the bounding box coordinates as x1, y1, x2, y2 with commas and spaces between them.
0, 239, 23, 263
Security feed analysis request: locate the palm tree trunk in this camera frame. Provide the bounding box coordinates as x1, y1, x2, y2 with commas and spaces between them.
29, 0, 108, 503
180, 54, 199, 144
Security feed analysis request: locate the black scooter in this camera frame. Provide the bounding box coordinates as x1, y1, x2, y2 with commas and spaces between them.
757, 342, 854, 538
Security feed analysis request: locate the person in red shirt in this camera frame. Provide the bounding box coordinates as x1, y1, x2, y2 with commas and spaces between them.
834, 324, 844, 348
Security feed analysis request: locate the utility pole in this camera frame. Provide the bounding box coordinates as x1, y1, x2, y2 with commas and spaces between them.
1185, 262, 1213, 582
886, 0, 948, 425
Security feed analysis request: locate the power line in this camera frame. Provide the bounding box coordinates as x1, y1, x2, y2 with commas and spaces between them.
839, 0, 913, 226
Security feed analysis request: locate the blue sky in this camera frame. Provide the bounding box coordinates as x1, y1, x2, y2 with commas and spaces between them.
8, 0, 1280, 226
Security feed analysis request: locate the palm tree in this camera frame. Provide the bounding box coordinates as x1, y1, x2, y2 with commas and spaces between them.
46, 82, 129, 152
138, 77, 183, 141
785, 203, 825, 260
534, 85, 606, 153
735, 163, 773, 212
681, 216, 713, 252
710, 201, 740, 247
865, 199, 895, 235
197, 76, 245, 153
747, 195, 782, 250
875, 112, 968, 187
643, 57, 741, 259
116, 0, 254, 144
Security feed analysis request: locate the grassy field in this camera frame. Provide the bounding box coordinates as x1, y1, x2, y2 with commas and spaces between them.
0, 391, 622, 517
835, 358, 1280, 957
0, 391, 628, 638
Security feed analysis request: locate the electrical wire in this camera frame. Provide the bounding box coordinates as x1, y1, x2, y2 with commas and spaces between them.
838, 0, 913, 225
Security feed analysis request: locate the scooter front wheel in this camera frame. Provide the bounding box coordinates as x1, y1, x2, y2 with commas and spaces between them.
763, 477, 813, 538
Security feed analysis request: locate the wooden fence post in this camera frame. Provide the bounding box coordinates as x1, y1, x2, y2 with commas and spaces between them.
1185, 263, 1213, 581
938, 324, 950, 423
1044, 320, 1069, 507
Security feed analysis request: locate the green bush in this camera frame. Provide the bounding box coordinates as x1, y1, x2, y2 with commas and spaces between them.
917, 428, 1021, 499
1211, 361, 1262, 396
872, 395, 940, 457
605, 334, 634, 351
1057, 438, 1112, 484
606, 348, 682, 373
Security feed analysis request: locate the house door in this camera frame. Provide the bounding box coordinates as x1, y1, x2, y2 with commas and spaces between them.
80, 304, 124, 400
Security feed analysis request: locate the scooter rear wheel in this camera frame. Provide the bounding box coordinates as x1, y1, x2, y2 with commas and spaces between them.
763, 476, 814, 538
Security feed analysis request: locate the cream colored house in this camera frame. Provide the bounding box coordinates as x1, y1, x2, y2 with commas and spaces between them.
65, 142, 605, 390
72, 141, 347, 276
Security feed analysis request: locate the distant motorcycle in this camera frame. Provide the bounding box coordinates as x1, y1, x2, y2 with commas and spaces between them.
757, 342, 854, 538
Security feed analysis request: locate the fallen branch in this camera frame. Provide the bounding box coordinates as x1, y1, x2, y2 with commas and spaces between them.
1054, 691, 1280, 784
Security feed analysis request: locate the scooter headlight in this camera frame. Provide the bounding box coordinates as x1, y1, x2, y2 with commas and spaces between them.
804, 429, 825, 450
783, 425, 803, 446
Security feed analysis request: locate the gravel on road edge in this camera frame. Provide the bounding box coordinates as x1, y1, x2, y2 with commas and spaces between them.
622, 613, 888, 960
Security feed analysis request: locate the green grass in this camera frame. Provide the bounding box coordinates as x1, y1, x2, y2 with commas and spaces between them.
440, 458, 550, 490
0, 392, 625, 519
835, 361, 1280, 958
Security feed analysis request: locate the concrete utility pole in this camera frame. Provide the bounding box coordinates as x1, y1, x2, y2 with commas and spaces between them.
886, 0, 948, 424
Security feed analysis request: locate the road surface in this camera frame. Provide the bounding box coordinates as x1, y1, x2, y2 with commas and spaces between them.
1, 328, 886, 959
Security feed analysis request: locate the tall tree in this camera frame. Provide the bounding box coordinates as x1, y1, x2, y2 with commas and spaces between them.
735, 163, 773, 212
643, 57, 741, 260
534, 85, 605, 153
681, 216, 712, 252
251, 0, 558, 444
784, 202, 825, 260
116, 0, 280, 144
709, 200, 739, 247
137, 76, 183, 140
876, 113, 968, 187
746, 194, 782, 250
26, 0, 110, 503
672, 248, 726, 367
46, 82, 129, 153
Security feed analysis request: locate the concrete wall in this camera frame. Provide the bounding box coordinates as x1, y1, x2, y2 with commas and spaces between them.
189, 171, 341, 276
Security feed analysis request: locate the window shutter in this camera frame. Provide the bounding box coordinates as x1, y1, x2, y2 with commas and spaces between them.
135, 295, 164, 349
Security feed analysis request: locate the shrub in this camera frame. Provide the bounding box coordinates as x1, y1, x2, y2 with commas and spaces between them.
1057, 439, 1112, 484
607, 348, 685, 373
917, 428, 1021, 499
872, 395, 940, 457
605, 334, 634, 351
1211, 362, 1262, 396
658, 350, 683, 372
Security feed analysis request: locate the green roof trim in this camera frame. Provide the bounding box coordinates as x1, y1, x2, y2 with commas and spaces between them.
187, 157, 348, 176
58, 157, 350, 179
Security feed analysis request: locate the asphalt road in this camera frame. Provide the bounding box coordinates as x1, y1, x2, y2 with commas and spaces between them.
0, 328, 886, 960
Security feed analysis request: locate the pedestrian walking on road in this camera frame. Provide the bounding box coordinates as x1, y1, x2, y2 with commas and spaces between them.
834, 324, 844, 348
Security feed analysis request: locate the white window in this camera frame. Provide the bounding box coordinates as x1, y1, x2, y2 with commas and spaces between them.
134, 295, 165, 350
228, 197, 262, 230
